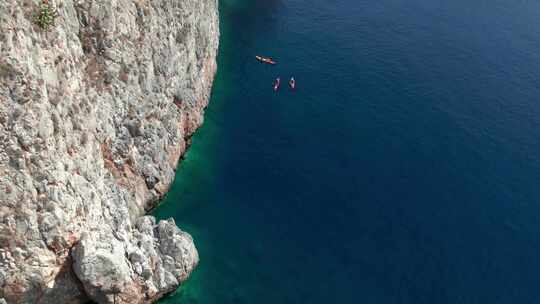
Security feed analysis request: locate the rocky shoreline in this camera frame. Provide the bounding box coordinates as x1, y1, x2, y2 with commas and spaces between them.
0, 0, 219, 303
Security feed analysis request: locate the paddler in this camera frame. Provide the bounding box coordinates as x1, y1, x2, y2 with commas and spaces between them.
274, 77, 281, 91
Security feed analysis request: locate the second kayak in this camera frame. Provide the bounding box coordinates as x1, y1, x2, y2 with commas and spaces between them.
274, 77, 281, 91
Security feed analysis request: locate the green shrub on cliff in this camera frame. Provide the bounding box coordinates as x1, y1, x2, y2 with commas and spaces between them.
35, 2, 58, 30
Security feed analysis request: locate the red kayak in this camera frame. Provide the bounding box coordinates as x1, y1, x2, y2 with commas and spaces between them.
289, 77, 296, 89
256, 55, 277, 65
274, 78, 281, 91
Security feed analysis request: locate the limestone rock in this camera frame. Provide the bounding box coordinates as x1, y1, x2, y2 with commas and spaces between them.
0, 0, 218, 302
71, 217, 198, 304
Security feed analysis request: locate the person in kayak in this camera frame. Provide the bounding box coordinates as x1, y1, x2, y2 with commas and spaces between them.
289, 77, 296, 89
274, 77, 281, 91
256, 55, 276, 65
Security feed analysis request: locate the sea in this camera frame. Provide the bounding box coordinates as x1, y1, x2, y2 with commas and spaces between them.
155, 0, 540, 303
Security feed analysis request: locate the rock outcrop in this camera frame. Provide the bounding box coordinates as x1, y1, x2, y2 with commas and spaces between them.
0, 0, 219, 303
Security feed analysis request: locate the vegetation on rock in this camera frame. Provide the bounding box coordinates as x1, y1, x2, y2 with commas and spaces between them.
35, 2, 58, 30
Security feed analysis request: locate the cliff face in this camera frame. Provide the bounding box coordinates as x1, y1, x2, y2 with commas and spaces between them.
0, 0, 219, 303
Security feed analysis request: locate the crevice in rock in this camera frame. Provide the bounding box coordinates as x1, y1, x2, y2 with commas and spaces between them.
68, 245, 96, 304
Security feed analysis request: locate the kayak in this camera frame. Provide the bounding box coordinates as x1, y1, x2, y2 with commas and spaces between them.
289, 78, 296, 89
256, 55, 276, 65
274, 78, 281, 91
256, 55, 277, 65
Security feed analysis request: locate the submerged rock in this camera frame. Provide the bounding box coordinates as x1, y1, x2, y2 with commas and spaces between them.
0, 0, 218, 303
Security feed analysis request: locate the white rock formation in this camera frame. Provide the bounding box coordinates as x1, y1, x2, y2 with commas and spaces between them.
0, 0, 219, 303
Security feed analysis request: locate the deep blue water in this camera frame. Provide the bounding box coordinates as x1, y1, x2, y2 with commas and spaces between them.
155, 0, 540, 303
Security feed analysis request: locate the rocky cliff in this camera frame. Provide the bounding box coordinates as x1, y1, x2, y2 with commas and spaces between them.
0, 0, 219, 303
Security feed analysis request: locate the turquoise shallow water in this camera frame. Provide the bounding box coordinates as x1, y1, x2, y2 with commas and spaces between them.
155, 0, 540, 303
